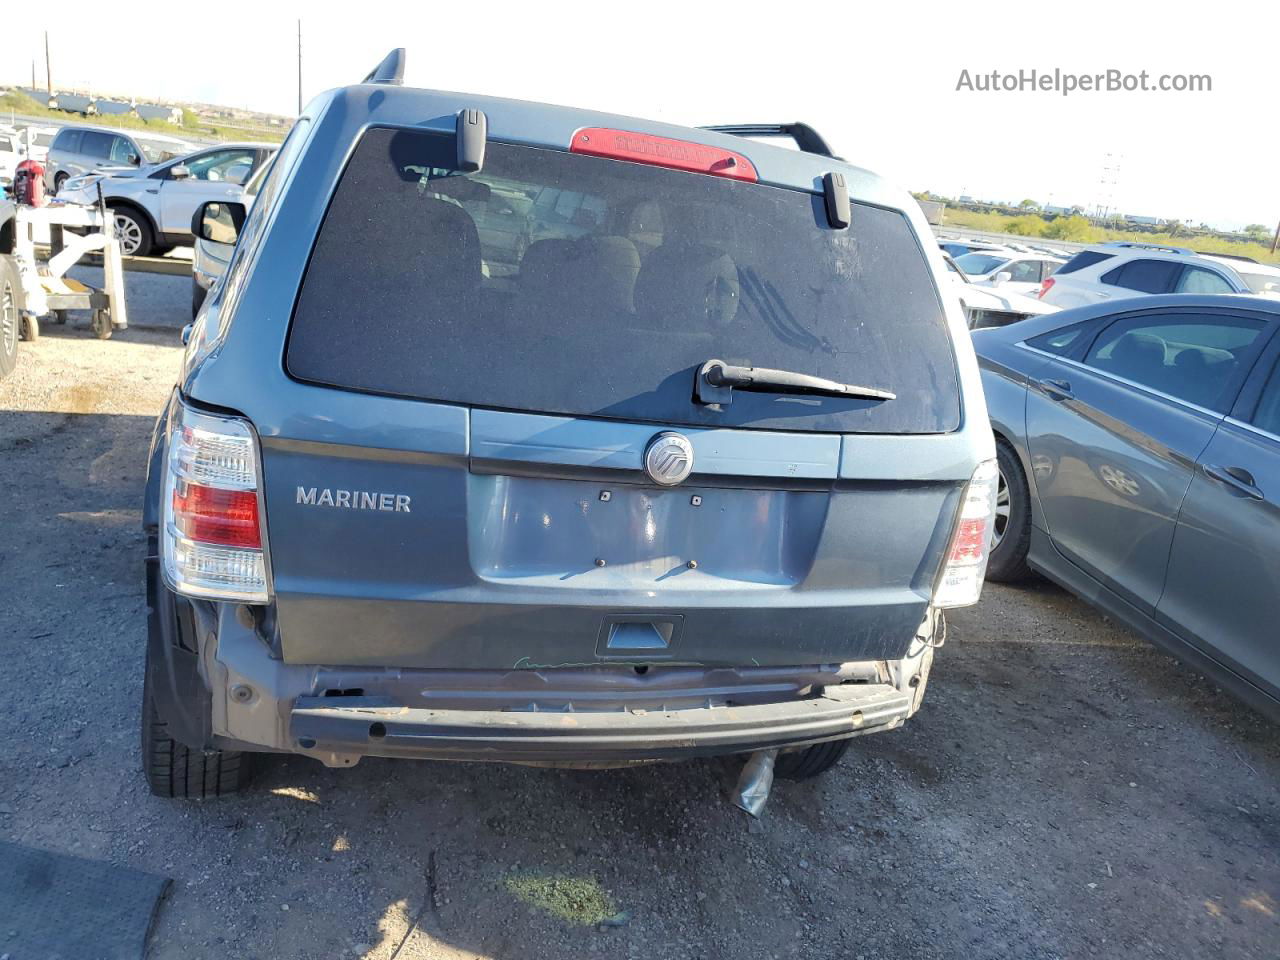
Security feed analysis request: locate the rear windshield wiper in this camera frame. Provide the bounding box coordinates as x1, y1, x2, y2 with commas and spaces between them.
695, 359, 896, 406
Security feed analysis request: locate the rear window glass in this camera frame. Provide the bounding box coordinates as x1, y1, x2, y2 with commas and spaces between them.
953, 252, 1010, 276
1055, 250, 1113, 275
287, 127, 959, 434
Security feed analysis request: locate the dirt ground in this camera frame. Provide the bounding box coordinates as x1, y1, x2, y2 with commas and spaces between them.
1, 280, 1277, 960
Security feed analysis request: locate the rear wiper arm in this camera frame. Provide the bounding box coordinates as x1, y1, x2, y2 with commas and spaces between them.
695, 359, 896, 406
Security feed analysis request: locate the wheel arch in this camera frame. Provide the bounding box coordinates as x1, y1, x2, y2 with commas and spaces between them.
105, 197, 160, 237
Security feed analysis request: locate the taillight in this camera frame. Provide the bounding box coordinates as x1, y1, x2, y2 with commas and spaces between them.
932, 459, 998, 608
569, 128, 759, 182
1037, 277, 1055, 299
161, 401, 270, 602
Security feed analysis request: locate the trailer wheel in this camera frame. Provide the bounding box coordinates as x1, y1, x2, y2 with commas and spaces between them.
20, 314, 38, 343
0, 271, 17, 380
53, 309, 69, 325
91, 309, 113, 340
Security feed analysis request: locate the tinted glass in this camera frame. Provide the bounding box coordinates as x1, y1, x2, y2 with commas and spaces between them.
1253, 361, 1280, 436
53, 129, 81, 153
954, 252, 1010, 276
1008, 260, 1041, 283
1027, 322, 1092, 355
1084, 313, 1266, 408
109, 136, 135, 164
183, 149, 258, 183
79, 131, 114, 159
1101, 259, 1181, 294
1055, 250, 1114, 275
1176, 267, 1234, 294
288, 127, 959, 434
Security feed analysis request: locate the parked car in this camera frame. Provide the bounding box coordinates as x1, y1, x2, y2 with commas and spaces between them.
953, 249, 1066, 295
975, 294, 1280, 718
191, 158, 271, 315
0, 128, 20, 182
142, 50, 998, 798
58, 142, 275, 256
43, 123, 194, 195
938, 238, 1006, 259
20, 125, 58, 164
943, 253, 1060, 329
1039, 242, 1280, 307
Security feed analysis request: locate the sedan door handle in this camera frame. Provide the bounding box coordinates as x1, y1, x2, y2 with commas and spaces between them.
1037, 378, 1074, 401
1203, 464, 1264, 500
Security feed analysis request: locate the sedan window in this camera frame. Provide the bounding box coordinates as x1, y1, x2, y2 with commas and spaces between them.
1007, 260, 1042, 283
1084, 314, 1267, 409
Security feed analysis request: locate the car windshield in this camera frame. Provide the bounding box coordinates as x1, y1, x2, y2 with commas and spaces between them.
135, 138, 188, 164
33, 132, 54, 147
287, 126, 961, 435
1237, 270, 1280, 295
954, 252, 1012, 276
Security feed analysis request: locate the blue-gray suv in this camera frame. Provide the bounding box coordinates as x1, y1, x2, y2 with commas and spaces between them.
142, 51, 997, 797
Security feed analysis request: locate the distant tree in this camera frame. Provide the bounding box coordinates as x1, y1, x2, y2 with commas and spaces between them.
1005, 214, 1047, 237
1019, 199, 1040, 210
181, 108, 200, 130
1069, 205, 1086, 216
1166, 219, 1182, 238
1043, 215, 1100, 243
1243, 223, 1270, 243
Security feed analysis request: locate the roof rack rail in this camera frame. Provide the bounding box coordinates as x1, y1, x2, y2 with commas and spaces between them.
1100, 241, 1196, 256
363, 48, 406, 85
701, 123, 836, 158
1197, 251, 1258, 263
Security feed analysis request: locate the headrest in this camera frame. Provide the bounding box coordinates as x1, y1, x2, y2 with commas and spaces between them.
633, 242, 740, 331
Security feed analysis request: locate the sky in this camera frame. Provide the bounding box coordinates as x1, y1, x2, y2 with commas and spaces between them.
6, 0, 1277, 230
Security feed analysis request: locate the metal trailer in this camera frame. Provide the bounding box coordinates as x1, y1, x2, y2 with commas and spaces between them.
0, 193, 128, 345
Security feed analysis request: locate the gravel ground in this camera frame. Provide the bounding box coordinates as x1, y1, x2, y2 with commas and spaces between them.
0, 276, 1277, 960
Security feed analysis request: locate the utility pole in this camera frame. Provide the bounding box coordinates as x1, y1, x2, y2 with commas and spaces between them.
297, 19, 303, 115
31, 60, 36, 89
1271, 219, 1279, 255
44, 31, 52, 94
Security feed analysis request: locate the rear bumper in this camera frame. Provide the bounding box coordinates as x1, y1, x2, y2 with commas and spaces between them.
288, 683, 911, 764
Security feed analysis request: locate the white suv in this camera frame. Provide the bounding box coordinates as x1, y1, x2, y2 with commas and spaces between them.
1039, 242, 1280, 307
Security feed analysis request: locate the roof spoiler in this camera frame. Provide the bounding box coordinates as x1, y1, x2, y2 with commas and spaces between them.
363, 48, 406, 85
701, 123, 837, 159
702, 124, 849, 228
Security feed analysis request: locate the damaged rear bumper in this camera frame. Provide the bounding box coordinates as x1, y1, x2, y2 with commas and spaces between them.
288, 683, 912, 764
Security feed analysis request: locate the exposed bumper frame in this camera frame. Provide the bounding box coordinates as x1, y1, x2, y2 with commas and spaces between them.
289, 683, 911, 763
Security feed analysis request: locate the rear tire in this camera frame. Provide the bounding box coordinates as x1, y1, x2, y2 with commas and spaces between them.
774, 738, 851, 781
54, 171, 68, 194
141, 648, 253, 799
986, 440, 1033, 582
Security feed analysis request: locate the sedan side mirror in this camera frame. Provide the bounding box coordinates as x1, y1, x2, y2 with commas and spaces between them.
128, 153, 141, 166
170, 164, 191, 180
992, 271, 1012, 287
192, 200, 247, 245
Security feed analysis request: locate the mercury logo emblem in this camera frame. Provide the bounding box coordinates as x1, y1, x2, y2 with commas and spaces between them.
644, 432, 694, 486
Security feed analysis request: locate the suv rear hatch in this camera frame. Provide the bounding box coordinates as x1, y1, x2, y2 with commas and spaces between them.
265, 125, 963, 669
